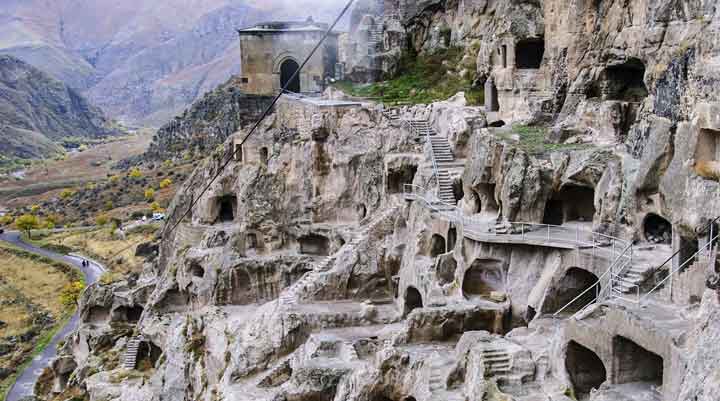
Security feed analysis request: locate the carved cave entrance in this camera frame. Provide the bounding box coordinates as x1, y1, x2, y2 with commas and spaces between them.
387, 164, 418, 194
643, 213, 672, 244
587, 59, 648, 102
613, 336, 663, 387
430, 234, 447, 257
566, 341, 607, 399
218, 269, 254, 305
280, 59, 301, 93
215, 195, 237, 223
404, 287, 423, 316
485, 79, 499, 112
695, 128, 720, 179
542, 268, 599, 315
515, 38, 545, 69
299, 234, 330, 256
462, 259, 505, 299
136, 341, 163, 371
259, 147, 269, 166
543, 186, 596, 225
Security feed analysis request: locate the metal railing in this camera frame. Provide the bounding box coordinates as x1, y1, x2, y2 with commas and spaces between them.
399, 119, 441, 190
643, 230, 719, 301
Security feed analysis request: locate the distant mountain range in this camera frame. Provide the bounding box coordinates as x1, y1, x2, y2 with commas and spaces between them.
0, 0, 348, 126
0, 55, 115, 160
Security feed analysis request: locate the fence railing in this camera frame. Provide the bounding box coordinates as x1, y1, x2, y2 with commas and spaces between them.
398, 119, 441, 190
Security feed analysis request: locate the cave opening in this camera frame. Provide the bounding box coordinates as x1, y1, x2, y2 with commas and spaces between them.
404, 287, 423, 316
387, 164, 418, 194
566, 341, 607, 398
430, 234, 447, 257
357, 204, 367, 220
259, 147, 269, 166
136, 341, 163, 371
477, 183, 499, 214
603, 59, 648, 102
541, 267, 599, 315
190, 262, 205, 278
216, 195, 237, 223
299, 234, 330, 256
220, 269, 254, 305
679, 235, 700, 268
246, 232, 259, 251
695, 129, 720, 179
452, 178, 464, 204
612, 336, 663, 387
447, 226, 457, 251
643, 214, 672, 244
462, 259, 505, 299
485, 79, 499, 112
544, 186, 596, 225
235, 144, 243, 162
515, 38, 545, 69
116, 305, 144, 323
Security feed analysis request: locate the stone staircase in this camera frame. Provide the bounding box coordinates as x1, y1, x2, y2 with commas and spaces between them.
123, 336, 144, 370
612, 262, 652, 295
481, 347, 511, 379
429, 353, 464, 401
368, 25, 384, 52
343, 341, 360, 362
279, 204, 400, 306
408, 119, 458, 205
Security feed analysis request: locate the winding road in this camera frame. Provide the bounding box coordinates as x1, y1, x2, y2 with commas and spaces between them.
1, 231, 105, 401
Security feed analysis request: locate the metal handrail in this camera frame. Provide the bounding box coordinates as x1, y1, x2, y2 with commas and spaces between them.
643, 231, 720, 300
399, 119, 441, 190
552, 243, 633, 318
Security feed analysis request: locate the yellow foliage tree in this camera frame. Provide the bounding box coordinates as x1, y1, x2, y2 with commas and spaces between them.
30, 204, 41, 214
150, 202, 163, 212
129, 167, 143, 179
159, 178, 173, 189
15, 214, 40, 238
60, 281, 86, 308
145, 188, 156, 201
95, 214, 109, 226
60, 188, 75, 199
109, 175, 121, 184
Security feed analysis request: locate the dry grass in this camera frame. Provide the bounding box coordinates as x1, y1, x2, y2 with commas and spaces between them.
0, 247, 74, 321
34, 225, 159, 275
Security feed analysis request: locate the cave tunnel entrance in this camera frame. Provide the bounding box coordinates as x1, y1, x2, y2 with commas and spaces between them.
387, 164, 418, 194
216, 195, 237, 223
566, 341, 607, 399
280, 59, 301, 93
643, 213, 672, 244
587, 59, 648, 102
542, 267, 599, 315
357, 204, 367, 220
299, 234, 330, 256
447, 226, 457, 251
485, 79, 499, 112
462, 259, 505, 299
477, 183, 498, 214
404, 286, 423, 316
259, 147, 269, 166
190, 261, 205, 278
122, 305, 144, 323
695, 129, 720, 177
136, 341, 163, 371
430, 234, 446, 257
235, 144, 243, 162
515, 38, 545, 69
544, 186, 596, 225
613, 336, 663, 387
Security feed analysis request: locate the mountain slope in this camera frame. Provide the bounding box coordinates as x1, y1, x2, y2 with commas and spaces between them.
0, 55, 115, 159
0, 0, 349, 126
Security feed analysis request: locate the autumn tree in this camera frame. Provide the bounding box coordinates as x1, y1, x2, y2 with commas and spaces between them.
15, 214, 40, 239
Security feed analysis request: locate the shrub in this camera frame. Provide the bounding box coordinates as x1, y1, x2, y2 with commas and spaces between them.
159, 178, 173, 189
150, 202, 163, 212
60, 280, 86, 308
96, 214, 109, 226
105, 200, 114, 211
144, 188, 155, 201
0, 215, 13, 226
60, 188, 75, 199
30, 204, 41, 214
109, 175, 121, 184
129, 168, 143, 179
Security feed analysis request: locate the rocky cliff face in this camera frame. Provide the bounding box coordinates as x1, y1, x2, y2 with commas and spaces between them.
0, 55, 116, 159
34, 1, 720, 401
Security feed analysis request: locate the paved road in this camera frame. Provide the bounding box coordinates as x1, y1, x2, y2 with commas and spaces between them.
1, 231, 105, 401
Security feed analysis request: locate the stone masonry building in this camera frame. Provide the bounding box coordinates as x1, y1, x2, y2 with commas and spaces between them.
237, 18, 339, 95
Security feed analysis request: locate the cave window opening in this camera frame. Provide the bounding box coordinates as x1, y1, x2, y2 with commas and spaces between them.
190, 262, 205, 278
430, 234, 446, 257
235, 144, 243, 162
136, 341, 163, 371
404, 287, 423, 316
124, 306, 144, 323
387, 165, 418, 194
357, 204, 367, 221
541, 267, 599, 315
566, 341, 607, 398
643, 214, 672, 244
216, 195, 237, 223
259, 147, 269, 166
501, 45, 508, 68
599, 59, 648, 102
544, 186, 596, 225
462, 259, 505, 299
612, 336, 663, 387
515, 38, 545, 69
299, 234, 330, 256
447, 226, 457, 251
695, 129, 720, 179
485, 79, 499, 112
246, 232, 259, 250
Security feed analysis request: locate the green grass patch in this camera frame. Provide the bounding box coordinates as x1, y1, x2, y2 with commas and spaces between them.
334, 47, 483, 106
496, 124, 593, 155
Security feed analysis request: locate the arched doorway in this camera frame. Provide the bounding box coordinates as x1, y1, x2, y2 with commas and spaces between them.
613, 336, 663, 387
404, 287, 423, 316
643, 213, 671, 244
280, 59, 301, 93
566, 341, 607, 398
430, 234, 446, 257
542, 267, 599, 315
